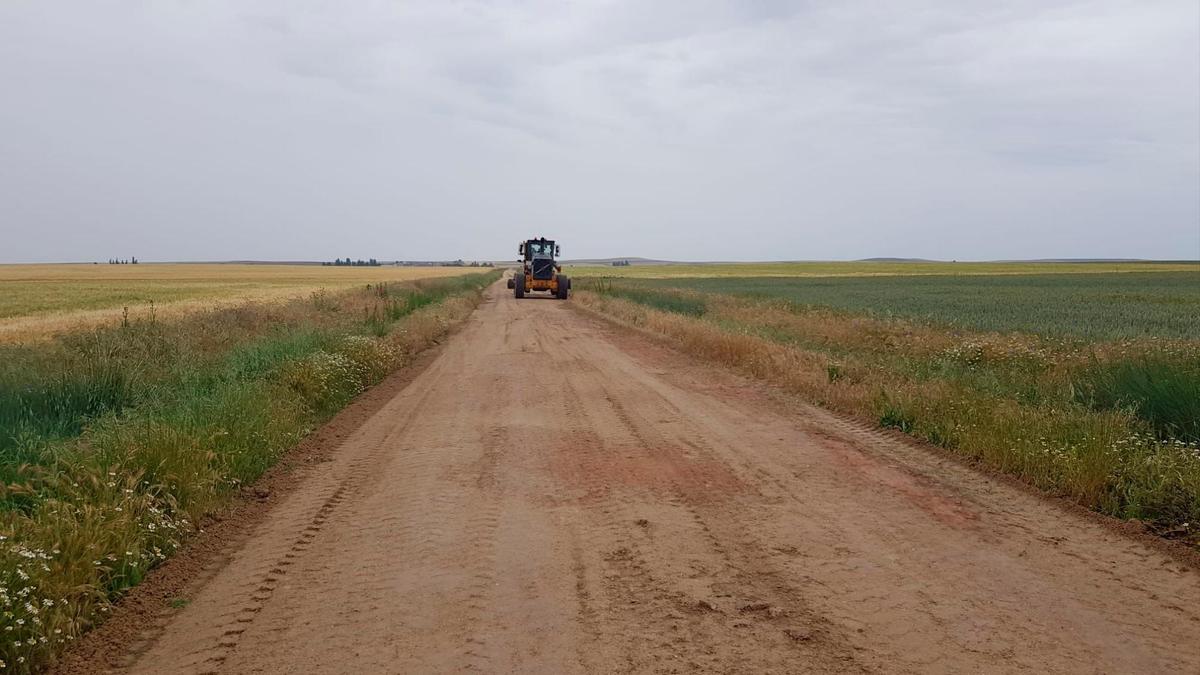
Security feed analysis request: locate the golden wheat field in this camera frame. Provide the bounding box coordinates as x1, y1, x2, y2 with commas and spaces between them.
0, 263, 480, 342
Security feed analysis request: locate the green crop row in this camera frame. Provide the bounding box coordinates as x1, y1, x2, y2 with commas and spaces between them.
581, 271, 1200, 340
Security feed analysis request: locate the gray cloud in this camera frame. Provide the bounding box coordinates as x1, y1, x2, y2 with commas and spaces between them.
1, 0, 1196, 262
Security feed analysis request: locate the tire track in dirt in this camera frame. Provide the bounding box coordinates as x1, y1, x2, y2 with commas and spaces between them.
124, 355, 452, 675
534, 314, 861, 673
88, 282, 1200, 675
579, 367, 859, 671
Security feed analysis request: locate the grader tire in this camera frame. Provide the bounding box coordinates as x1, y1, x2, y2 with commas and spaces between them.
556, 275, 570, 300
514, 276, 525, 299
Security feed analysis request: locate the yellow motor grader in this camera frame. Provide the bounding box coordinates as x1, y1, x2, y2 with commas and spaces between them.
509, 237, 569, 299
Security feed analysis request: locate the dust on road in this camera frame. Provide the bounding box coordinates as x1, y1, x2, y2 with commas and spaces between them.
110, 284, 1200, 674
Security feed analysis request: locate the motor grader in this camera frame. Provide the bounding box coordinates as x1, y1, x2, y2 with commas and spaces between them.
509, 237, 570, 299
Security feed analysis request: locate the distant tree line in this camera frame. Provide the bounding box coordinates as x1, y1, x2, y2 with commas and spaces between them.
324, 258, 381, 266
611, 259, 631, 267
109, 257, 138, 264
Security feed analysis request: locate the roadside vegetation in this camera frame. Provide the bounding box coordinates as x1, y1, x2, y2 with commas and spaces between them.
0, 271, 498, 672
576, 273, 1200, 544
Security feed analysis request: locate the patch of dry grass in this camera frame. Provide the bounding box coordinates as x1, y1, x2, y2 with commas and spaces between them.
0, 263, 479, 342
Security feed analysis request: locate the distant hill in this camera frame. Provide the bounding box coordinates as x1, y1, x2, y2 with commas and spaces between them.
852, 258, 1192, 264
1012, 258, 1180, 263
562, 257, 679, 265
856, 257, 937, 263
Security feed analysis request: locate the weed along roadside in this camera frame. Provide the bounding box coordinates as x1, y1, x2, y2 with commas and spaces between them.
571, 277, 1200, 543
0, 271, 499, 672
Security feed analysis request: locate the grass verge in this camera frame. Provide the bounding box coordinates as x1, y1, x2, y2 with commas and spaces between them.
0, 271, 498, 672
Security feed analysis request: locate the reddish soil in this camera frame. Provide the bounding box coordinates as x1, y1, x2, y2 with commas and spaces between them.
55, 284, 1200, 674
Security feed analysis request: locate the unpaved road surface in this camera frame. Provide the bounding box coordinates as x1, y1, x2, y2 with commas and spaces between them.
119, 285, 1199, 674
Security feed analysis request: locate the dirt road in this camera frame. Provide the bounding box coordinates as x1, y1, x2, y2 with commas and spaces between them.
118, 284, 1199, 674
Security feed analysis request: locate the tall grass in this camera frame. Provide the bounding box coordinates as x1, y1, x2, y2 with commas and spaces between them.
585, 279, 706, 317
1075, 358, 1200, 443
0, 271, 498, 672
0, 363, 134, 451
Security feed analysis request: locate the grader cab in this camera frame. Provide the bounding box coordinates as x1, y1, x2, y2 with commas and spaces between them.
510, 237, 570, 299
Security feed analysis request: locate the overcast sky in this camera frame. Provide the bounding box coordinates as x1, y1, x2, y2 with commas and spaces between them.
1, 1, 1197, 263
